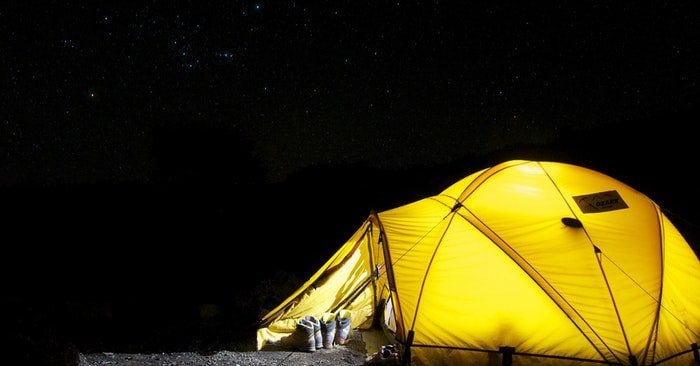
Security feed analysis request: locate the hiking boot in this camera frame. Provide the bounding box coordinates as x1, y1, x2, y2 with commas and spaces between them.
303, 315, 323, 350
294, 318, 316, 352
320, 312, 336, 349
335, 309, 352, 345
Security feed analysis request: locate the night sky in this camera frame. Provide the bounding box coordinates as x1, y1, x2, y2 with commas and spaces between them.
3, 1, 697, 184
2, 2, 700, 362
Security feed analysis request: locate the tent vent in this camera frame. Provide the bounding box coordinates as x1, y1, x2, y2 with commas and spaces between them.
692, 343, 699, 362
561, 217, 583, 228
499, 346, 515, 366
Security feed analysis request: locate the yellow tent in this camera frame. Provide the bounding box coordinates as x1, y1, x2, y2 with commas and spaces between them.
257, 161, 700, 365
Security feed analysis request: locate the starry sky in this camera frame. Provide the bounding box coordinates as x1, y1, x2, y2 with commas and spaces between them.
1, 4, 700, 353
2, 1, 698, 184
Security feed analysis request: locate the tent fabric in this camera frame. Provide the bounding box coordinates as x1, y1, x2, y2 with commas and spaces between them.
256, 160, 700, 365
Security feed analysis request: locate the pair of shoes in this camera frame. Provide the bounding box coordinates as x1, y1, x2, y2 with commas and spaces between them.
293, 316, 321, 352
319, 310, 352, 348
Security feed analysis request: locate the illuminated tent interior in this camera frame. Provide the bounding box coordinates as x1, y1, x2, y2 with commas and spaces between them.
257, 160, 700, 365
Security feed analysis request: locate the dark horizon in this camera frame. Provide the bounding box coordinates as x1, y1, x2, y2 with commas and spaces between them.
4, 114, 699, 295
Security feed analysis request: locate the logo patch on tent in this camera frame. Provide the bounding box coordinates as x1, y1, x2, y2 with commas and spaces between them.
573, 190, 628, 213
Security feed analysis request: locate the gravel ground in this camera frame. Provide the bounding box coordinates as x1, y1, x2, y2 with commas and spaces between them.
79, 332, 373, 366
79, 348, 366, 366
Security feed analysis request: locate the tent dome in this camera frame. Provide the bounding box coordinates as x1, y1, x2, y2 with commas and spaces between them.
258, 160, 700, 365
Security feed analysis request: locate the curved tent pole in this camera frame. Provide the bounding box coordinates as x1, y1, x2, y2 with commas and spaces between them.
370, 210, 408, 344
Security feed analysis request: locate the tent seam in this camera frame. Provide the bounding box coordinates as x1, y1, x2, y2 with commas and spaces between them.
595, 252, 634, 357
642, 203, 665, 365
455, 160, 530, 203
650, 205, 665, 364
390, 211, 450, 266
649, 347, 696, 365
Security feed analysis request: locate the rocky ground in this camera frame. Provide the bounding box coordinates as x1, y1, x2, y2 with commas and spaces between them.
79, 330, 397, 366
79, 348, 365, 366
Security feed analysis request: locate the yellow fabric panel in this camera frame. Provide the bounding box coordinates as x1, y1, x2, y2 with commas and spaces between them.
412, 347, 492, 366
410, 213, 603, 361
463, 161, 627, 360
261, 221, 371, 323
540, 162, 662, 300
598, 255, 660, 362
652, 214, 700, 364
378, 198, 452, 340
256, 327, 285, 350
256, 221, 375, 349
455, 160, 530, 203
257, 249, 368, 348
412, 348, 622, 366
346, 285, 375, 329
540, 162, 667, 362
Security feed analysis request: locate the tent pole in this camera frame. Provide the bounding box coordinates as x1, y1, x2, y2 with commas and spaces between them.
371, 210, 408, 344
367, 220, 378, 323
401, 330, 414, 365
628, 355, 638, 365
499, 346, 515, 366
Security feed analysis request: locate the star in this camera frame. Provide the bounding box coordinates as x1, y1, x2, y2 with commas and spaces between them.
217, 51, 234, 60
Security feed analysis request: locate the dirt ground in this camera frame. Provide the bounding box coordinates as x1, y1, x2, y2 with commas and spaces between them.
79, 329, 396, 366
79, 348, 366, 366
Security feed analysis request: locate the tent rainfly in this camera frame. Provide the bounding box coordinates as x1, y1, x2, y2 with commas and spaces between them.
257, 160, 700, 366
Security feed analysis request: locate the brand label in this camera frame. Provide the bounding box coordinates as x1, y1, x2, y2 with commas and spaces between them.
573, 190, 628, 213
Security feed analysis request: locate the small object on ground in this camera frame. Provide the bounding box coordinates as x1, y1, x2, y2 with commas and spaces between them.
303, 315, 323, 350
293, 318, 317, 352
320, 312, 337, 349
366, 344, 400, 365
335, 309, 352, 345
